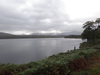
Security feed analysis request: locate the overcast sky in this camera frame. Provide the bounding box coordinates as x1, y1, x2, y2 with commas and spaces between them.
0, 0, 100, 35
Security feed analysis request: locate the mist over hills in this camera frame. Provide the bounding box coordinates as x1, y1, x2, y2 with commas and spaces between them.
0, 31, 82, 39
0, 32, 13, 36
0, 30, 82, 36
31, 31, 82, 36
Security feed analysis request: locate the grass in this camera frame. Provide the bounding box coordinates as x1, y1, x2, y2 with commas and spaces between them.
0, 40, 100, 75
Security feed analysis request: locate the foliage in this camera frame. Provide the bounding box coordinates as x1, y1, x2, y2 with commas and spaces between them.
69, 57, 89, 71
81, 28, 93, 41
70, 49, 100, 75
0, 64, 17, 75
81, 18, 100, 42
64, 35, 81, 38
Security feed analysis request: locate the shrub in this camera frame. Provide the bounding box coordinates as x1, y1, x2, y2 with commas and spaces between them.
0, 64, 17, 75
69, 58, 89, 71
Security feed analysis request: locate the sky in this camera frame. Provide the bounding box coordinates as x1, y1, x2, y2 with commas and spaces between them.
0, 0, 100, 35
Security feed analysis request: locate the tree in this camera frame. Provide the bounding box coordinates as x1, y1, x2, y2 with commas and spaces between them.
81, 28, 93, 42
82, 21, 96, 42
81, 18, 100, 43
94, 18, 100, 39
95, 18, 100, 25
83, 21, 94, 30
95, 18, 100, 30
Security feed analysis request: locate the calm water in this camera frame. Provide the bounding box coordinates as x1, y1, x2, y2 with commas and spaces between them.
0, 38, 82, 64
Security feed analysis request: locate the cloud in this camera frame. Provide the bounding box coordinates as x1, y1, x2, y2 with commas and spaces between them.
0, 0, 99, 34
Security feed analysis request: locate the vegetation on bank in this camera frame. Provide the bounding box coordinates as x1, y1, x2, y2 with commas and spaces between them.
64, 35, 81, 38
81, 18, 100, 42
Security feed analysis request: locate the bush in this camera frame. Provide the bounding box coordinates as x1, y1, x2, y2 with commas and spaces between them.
0, 64, 17, 75
19, 63, 68, 75
69, 58, 89, 71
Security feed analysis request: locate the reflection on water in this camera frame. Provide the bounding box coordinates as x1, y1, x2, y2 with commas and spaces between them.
0, 38, 82, 64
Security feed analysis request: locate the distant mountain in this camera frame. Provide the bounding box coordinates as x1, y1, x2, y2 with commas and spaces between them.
31, 33, 59, 35
31, 31, 82, 36
61, 31, 82, 35
0, 31, 82, 39
0, 32, 13, 36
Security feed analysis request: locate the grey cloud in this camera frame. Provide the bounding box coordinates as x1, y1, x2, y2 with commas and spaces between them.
0, 0, 83, 34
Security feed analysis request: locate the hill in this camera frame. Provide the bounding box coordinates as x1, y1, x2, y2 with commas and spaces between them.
0, 32, 12, 36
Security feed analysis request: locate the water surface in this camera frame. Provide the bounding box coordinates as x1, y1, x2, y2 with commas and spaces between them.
0, 38, 82, 64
